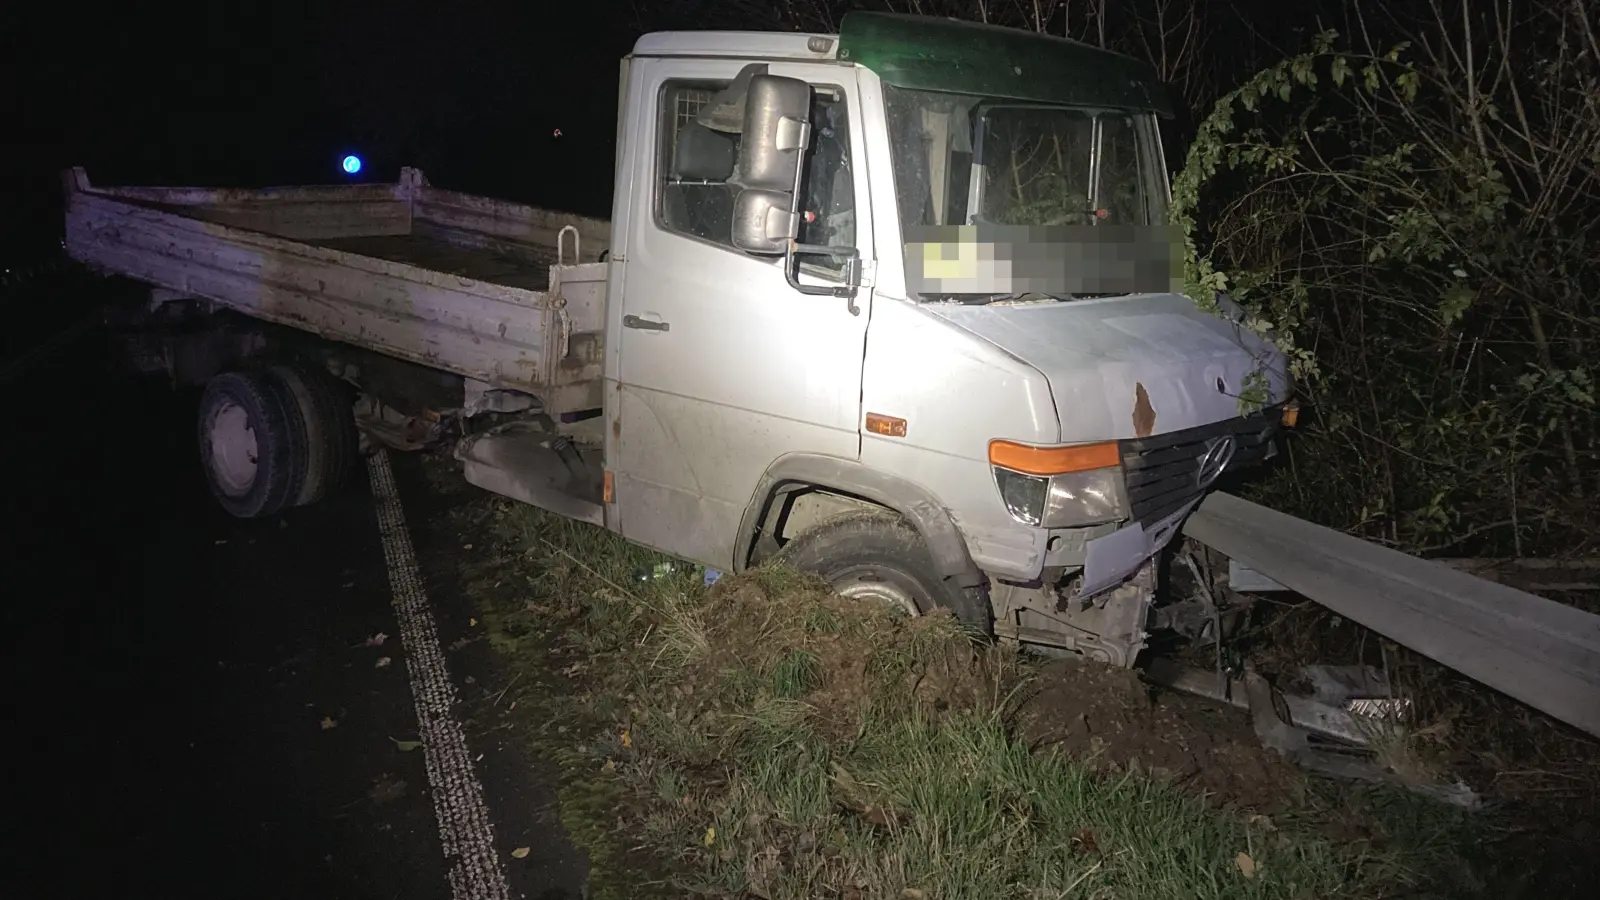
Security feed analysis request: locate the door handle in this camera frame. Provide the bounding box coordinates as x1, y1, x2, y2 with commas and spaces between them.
623, 314, 670, 332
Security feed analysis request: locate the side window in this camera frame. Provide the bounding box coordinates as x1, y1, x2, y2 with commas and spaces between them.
655, 79, 856, 273
658, 82, 741, 245
796, 89, 855, 257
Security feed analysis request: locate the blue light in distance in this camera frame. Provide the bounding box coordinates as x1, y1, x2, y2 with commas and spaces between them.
341, 154, 363, 175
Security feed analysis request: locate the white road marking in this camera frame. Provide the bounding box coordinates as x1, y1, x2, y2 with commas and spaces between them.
367, 451, 510, 900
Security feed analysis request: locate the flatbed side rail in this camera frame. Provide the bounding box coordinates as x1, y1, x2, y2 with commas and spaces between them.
403, 168, 611, 267
62, 171, 561, 393
1184, 491, 1600, 737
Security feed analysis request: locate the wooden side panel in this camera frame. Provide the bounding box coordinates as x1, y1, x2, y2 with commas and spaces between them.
413, 187, 612, 264
66, 193, 558, 393
176, 201, 412, 241
88, 178, 413, 242
91, 181, 404, 206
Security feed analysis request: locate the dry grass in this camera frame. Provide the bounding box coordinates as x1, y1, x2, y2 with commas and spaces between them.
446, 502, 1462, 900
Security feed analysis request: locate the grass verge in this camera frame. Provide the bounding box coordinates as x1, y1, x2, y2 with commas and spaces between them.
449, 492, 1474, 899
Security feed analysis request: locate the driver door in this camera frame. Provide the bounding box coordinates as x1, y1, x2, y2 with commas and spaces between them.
608, 58, 873, 569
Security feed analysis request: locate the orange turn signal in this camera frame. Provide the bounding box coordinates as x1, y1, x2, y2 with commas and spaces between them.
1281, 402, 1300, 428
988, 440, 1120, 476
865, 413, 908, 438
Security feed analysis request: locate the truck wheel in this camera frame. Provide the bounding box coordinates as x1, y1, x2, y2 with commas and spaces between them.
197, 370, 308, 518
271, 365, 359, 507
775, 511, 992, 635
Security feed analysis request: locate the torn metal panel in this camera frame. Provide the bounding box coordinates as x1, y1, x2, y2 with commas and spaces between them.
1184, 491, 1600, 738
1144, 659, 1407, 747
1148, 659, 1479, 808
1240, 669, 1481, 810
1078, 497, 1193, 598
1228, 559, 1289, 593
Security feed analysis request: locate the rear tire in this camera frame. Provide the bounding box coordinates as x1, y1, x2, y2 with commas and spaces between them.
774, 510, 992, 635
197, 370, 308, 518
271, 364, 359, 507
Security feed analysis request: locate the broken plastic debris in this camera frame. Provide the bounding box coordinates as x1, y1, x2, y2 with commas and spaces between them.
633, 561, 682, 582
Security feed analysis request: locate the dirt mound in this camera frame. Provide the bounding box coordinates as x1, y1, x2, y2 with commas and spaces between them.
650, 572, 1298, 814
659, 571, 1004, 741
1014, 657, 1301, 813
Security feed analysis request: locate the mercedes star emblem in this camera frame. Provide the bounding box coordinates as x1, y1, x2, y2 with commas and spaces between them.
1195, 435, 1238, 489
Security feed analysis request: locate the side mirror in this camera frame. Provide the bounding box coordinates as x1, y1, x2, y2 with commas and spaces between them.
732, 74, 812, 255
731, 190, 797, 255
729, 73, 861, 303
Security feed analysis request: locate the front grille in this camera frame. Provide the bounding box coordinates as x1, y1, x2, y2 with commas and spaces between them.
1119, 407, 1281, 527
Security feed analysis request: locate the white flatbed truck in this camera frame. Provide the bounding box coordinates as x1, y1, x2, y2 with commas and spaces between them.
64, 12, 1294, 666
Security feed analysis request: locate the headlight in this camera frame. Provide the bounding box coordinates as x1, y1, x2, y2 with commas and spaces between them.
1044, 467, 1125, 526
989, 440, 1129, 528
995, 467, 1049, 525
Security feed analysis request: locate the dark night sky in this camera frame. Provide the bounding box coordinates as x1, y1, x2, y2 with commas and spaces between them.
1, 0, 641, 254
1, 0, 1326, 259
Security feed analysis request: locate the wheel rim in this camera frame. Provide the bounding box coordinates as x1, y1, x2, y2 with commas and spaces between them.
833, 567, 922, 618
208, 399, 259, 496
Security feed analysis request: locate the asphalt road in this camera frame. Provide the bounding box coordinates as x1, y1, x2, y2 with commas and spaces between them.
2, 297, 584, 898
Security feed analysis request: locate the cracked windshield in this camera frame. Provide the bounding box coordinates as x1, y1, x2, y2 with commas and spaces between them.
884, 86, 1175, 301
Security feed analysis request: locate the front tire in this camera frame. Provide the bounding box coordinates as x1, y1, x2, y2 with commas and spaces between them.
774, 511, 992, 635
197, 370, 308, 518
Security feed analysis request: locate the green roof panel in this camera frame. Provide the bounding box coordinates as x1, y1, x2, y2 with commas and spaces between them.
837, 12, 1174, 116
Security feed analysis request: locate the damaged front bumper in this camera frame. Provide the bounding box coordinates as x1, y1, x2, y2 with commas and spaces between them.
986, 404, 1289, 663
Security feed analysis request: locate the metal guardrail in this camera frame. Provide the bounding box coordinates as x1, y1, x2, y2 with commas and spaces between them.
1184, 491, 1600, 738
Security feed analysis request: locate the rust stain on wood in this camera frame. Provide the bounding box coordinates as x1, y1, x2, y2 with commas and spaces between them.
1132, 382, 1156, 437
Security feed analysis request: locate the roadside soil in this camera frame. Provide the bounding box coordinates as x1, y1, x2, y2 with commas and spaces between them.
1015, 657, 1304, 814
408, 447, 1598, 899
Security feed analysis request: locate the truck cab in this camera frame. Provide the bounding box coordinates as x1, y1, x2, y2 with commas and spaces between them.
585, 13, 1291, 665
66, 12, 1291, 668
